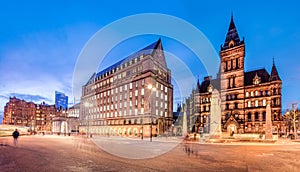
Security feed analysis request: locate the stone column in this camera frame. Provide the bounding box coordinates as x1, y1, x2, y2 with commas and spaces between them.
265, 103, 273, 139
209, 89, 222, 138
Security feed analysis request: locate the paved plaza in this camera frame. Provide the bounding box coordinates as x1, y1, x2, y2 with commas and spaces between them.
1, 135, 300, 171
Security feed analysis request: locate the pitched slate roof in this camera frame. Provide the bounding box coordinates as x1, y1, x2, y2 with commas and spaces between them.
244, 68, 270, 86
221, 14, 244, 50
198, 76, 220, 93
86, 39, 162, 85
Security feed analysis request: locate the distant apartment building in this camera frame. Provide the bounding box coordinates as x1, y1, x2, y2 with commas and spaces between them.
3, 97, 61, 132
55, 91, 68, 110
80, 39, 173, 137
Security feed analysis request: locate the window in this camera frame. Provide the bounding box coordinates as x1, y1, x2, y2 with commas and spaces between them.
234, 102, 238, 109
141, 79, 144, 86
265, 90, 269, 95
255, 100, 258, 107
124, 84, 127, 90
263, 112, 266, 121
135, 81, 138, 88
129, 83, 132, 89
141, 108, 144, 114
226, 103, 229, 110
248, 101, 251, 108
141, 88, 144, 96
135, 109, 138, 115
141, 98, 144, 105
255, 91, 258, 96
247, 113, 251, 121
250, 91, 254, 97
263, 99, 266, 106
135, 99, 138, 106
165, 86, 167, 93
135, 90, 138, 97
255, 112, 259, 121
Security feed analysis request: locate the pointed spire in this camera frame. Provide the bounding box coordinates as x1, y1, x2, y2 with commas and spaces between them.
270, 57, 281, 81
221, 13, 244, 50
196, 76, 201, 93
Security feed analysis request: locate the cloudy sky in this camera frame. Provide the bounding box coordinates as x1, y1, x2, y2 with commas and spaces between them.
1, 0, 300, 122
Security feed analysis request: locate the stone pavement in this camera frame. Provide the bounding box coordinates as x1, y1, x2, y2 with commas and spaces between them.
1, 135, 300, 171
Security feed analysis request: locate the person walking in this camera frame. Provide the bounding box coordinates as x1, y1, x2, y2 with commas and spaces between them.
12, 129, 20, 146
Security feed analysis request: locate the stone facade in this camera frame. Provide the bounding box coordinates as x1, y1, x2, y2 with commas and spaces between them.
185, 16, 283, 135
3, 97, 60, 132
79, 39, 173, 137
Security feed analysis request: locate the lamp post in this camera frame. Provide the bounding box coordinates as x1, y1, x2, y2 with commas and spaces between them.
147, 84, 156, 142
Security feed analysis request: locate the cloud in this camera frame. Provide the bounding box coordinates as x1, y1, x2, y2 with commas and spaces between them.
7, 93, 51, 103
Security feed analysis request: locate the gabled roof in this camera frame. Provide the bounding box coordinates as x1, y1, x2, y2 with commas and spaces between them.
221, 14, 244, 50
85, 39, 162, 85
244, 68, 270, 86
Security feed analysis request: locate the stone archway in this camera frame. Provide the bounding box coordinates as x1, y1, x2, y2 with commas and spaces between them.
227, 123, 237, 136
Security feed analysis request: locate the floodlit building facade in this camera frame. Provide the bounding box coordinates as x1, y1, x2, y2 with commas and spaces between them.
186, 16, 283, 135
79, 39, 173, 137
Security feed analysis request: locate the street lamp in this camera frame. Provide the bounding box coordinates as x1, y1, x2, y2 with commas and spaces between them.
147, 84, 156, 142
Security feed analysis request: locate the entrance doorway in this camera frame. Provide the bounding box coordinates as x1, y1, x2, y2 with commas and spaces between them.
227, 124, 237, 136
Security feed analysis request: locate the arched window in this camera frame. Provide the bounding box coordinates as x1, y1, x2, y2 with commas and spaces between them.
247, 112, 251, 121
263, 112, 266, 121
255, 112, 259, 121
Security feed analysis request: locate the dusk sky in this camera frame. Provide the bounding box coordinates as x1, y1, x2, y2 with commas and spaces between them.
1, 1, 300, 122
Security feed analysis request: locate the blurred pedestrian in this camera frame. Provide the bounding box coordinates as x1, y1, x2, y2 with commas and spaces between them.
12, 129, 20, 146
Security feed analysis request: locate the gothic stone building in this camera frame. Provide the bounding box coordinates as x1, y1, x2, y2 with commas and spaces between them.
186, 16, 283, 135
80, 39, 173, 137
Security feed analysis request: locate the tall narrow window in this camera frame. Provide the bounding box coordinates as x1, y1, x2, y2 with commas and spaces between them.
228, 78, 231, 88
225, 61, 228, 71
232, 76, 236, 88
236, 58, 239, 69
255, 112, 259, 121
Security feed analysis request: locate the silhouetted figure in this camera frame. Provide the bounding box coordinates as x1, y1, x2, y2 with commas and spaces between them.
12, 129, 20, 146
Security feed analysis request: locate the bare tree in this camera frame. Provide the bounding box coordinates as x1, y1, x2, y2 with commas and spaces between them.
284, 103, 300, 139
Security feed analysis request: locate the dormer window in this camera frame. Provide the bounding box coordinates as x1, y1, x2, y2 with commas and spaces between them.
229, 40, 235, 48
253, 73, 261, 85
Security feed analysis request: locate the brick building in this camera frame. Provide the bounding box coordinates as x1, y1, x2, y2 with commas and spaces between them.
3, 97, 61, 132
186, 16, 283, 135
79, 39, 173, 137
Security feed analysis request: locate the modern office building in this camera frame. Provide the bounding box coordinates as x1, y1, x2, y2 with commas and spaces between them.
185, 15, 283, 135
79, 38, 173, 137
55, 91, 68, 110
